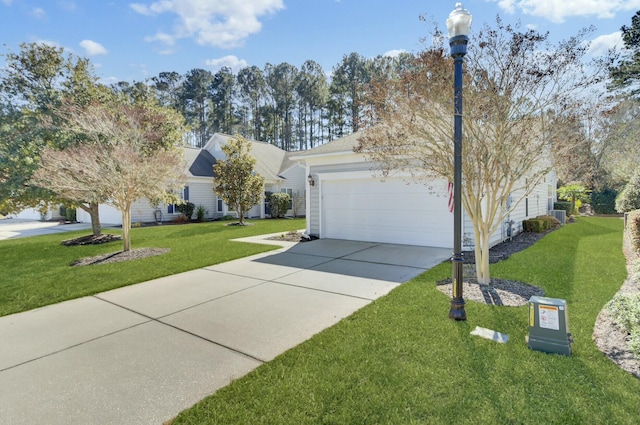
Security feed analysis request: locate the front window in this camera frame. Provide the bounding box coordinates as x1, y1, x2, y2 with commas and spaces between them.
280, 188, 293, 210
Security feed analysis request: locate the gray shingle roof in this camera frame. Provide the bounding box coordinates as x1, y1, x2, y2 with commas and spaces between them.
291, 131, 363, 158
183, 147, 216, 177
214, 133, 299, 180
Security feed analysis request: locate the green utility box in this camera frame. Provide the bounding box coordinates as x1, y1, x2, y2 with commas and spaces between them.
527, 296, 573, 356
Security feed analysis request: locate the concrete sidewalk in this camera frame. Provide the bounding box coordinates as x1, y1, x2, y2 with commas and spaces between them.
0, 236, 450, 425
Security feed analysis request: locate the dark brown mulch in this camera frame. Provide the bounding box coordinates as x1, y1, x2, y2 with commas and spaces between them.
70, 248, 170, 266
436, 277, 544, 307
462, 229, 554, 264
61, 234, 122, 246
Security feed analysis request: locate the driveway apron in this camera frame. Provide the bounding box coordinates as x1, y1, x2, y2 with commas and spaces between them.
0, 237, 450, 425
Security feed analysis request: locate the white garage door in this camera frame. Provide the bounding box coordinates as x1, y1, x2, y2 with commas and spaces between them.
321, 177, 453, 248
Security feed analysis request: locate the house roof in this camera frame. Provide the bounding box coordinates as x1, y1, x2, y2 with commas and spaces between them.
183, 147, 216, 178
207, 133, 305, 181
289, 131, 364, 159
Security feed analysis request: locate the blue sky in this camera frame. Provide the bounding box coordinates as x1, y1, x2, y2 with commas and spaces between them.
1, 0, 638, 84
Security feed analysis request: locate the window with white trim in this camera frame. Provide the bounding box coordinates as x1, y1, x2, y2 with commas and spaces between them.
280, 188, 293, 210
168, 186, 189, 214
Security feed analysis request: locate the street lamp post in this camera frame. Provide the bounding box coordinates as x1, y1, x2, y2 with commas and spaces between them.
447, 3, 471, 321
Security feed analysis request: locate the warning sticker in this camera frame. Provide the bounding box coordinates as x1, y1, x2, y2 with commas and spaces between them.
539, 305, 559, 330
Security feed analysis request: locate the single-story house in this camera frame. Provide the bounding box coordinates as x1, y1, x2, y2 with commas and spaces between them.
75, 133, 306, 225
13, 205, 65, 221
291, 131, 557, 250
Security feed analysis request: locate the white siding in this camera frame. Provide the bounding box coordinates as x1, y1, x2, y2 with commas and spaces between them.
188, 181, 216, 220
16, 205, 65, 221
130, 198, 160, 223
280, 164, 306, 217
463, 170, 557, 250
309, 179, 320, 235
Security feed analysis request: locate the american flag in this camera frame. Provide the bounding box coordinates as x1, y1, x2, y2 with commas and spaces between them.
447, 181, 454, 213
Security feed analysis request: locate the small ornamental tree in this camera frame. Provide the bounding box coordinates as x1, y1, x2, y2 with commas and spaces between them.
33, 100, 186, 252
557, 184, 590, 215
213, 136, 264, 225
356, 19, 606, 285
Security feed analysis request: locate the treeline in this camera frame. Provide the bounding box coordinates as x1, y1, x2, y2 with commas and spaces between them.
113, 52, 416, 151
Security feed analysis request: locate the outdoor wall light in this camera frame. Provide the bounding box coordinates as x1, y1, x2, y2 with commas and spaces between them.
307, 174, 316, 186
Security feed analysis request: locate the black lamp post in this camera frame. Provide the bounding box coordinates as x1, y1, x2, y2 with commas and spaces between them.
447, 3, 472, 321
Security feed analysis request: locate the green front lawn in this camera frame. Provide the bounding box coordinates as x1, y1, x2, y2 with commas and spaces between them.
0, 219, 304, 317
171, 217, 639, 424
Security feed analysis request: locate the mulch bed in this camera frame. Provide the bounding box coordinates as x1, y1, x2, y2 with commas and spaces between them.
70, 248, 170, 266
462, 229, 552, 264
61, 234, 122, 246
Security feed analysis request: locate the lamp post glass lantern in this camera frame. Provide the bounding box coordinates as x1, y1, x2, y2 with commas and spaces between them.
447, 2, 471, 321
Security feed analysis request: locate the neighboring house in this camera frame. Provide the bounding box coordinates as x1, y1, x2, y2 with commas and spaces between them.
13, 205, 65, 221
204, 133, 306, 219
291, 131, 556, 250
75, 133, 306, 225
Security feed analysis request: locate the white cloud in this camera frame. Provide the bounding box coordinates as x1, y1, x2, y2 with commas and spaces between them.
204, 55, 248, 73
588, 31, 624, 56
383, 49, 407, 58
487, 0, 640, 23
145, 32, 176, 46
80, 39, 108, 56
129, 2, 156, 16
99, 76, 119, 86
35, 39, 61, 48
131, 0, 285, 49
31, 7, 46, 19
1, 0, 13, 6
497, 0, 516, 14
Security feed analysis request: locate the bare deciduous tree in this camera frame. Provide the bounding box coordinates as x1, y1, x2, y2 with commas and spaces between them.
34, 101, 186, 252
356, 19, 606, 284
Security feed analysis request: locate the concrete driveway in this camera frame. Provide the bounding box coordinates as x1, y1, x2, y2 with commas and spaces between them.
0, 218, 96, 240
0, 236, 450, 425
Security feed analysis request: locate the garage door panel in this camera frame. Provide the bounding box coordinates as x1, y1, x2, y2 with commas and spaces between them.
321, 178, 453, 248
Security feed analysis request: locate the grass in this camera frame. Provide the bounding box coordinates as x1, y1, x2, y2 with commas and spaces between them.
170, 217, 639, 425
0, 218, 304, 317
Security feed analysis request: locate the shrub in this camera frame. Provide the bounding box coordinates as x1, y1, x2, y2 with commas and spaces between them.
195, 205, 207, 222
535, 215, 558, 230
630, 331, 640, 359
628, 210, 640, 254
523, 219, 545, 233
176, 202, 195, 220
554, 201, 573, 216
59, 206, 76, 222
616, 167, 640, 212
590, 188, 618, 214
269, 192, 290, 218
630, 259, 640, 282
605, 292, 640, 359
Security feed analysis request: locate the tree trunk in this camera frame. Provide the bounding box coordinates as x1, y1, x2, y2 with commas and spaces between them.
237, 203, 244, 225
474, 225, 492, 285
88, 202, 102, 236
77, 202, 102, 236
121, 208, 131, 252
